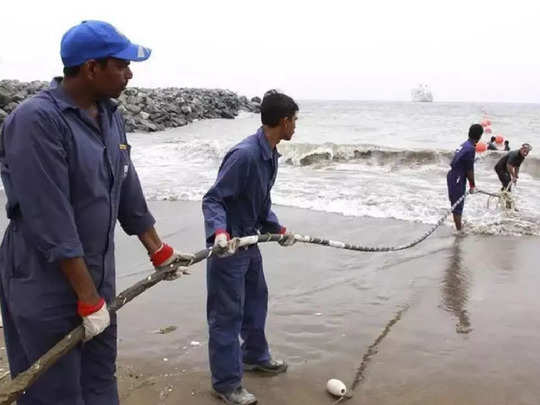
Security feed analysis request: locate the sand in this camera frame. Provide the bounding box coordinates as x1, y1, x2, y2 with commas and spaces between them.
1, 199, 540, 404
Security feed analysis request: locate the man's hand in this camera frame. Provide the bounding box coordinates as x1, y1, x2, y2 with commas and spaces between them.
214, 230, 238, 257
150, 243, 195, 280
78, 298, 110, 342
469, 187, 476, 194
278, 227, 296, 247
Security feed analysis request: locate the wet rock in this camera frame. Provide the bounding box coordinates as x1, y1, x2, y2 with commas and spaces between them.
220, 109, 236, 119
154, 325, 177, 335
0, 91, 10, 108
165, 103, 179, 113
126, 104, 142, 114
3, 103, 18, 114
171, 117, 187, 127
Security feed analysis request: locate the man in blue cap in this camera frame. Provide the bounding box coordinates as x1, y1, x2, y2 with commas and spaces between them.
446, 124, 483, 230
0, 20, 190, 404
202, 90, 298, 405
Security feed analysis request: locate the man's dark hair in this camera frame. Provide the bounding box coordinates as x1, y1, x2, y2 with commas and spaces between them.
504, 140, 509, 145
468, 124, 484, 141
490, 136, 496, 142
261, 90, 298, 127
63, 58, 110, 78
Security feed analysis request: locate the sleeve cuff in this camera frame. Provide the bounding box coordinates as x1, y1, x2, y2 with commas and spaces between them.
120, 213, 156, 236
204, 222, 227, 243
260, 222, 283, 234
45, 243, 85, 263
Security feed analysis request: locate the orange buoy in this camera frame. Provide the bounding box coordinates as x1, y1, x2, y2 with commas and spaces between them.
476, 141, 487, 152
484, 127, 492, 134
495, 135, 504, 144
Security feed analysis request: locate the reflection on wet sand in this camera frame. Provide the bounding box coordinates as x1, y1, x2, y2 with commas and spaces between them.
441, 235, 472, 334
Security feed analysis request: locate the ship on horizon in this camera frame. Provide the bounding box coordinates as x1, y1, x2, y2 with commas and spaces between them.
411, 84, 433, 102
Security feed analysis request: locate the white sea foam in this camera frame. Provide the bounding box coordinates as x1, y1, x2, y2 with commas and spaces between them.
4, 100, 538, 236
128, 109, 540, 236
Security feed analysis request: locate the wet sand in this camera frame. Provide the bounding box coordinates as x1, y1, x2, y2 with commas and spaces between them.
2, 200, 540, 404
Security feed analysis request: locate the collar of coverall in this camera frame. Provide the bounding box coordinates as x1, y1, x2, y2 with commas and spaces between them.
256, 127, 281, 160
48, 77, 119, 113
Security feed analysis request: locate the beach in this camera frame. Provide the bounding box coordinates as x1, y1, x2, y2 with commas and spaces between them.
3, 199, 539, 404
1, 101, 540, 404
1, 1, 540, 401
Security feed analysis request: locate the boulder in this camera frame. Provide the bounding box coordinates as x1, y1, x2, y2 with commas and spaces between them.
0, 90, 10, 108
126, 104, 142, 115
4, 102, 19, 113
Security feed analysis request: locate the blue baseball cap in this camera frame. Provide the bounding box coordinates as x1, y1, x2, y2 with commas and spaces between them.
61, 20, 151, 67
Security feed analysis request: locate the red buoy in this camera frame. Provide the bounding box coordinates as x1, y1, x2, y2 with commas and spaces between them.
485, 127, 492, 134
495, 135, 504, 144
476, 141, 487, 152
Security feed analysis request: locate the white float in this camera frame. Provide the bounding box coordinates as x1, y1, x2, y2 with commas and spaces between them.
326, 379, 347, 397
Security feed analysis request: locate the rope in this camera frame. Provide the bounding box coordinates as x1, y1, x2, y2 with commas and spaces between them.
0, 234, 285, 404
292, 192, 469, 252
120, 192, 472, 281
478, 183, 516, 212
0, 193, 471, 402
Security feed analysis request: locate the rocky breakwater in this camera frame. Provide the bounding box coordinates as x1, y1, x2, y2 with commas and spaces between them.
0, 80, 261, 132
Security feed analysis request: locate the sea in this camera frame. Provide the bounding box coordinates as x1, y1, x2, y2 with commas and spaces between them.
129, 100, 540, 237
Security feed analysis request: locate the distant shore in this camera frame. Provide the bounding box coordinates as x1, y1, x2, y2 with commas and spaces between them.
0, 79, 260, 132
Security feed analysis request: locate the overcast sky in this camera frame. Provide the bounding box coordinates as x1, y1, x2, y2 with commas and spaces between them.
1, 0, 540, 102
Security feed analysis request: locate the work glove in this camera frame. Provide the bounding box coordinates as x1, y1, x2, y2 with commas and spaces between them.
278, 227, 296, 247
78, 298, 110, 342
150, 243, 195, 280
214, 230, 238, 257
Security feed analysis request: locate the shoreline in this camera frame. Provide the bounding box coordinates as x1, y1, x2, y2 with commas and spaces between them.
1, 200, 540, 404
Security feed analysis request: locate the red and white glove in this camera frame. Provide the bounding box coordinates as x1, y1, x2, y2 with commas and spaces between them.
150, 243, 194, 280
278, 226, 296, 247
78, 298, 110, 342
214, 229, 238, 257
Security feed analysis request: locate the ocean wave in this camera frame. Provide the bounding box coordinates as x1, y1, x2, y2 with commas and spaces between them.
277, 143, 540, 177
137, 134, 539, 178
278, 142, 453, 167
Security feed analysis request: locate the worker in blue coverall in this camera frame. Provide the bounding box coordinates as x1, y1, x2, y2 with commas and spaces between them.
202, 91, 298, 405
0, 20, 192, 404
447, 123, 483, 230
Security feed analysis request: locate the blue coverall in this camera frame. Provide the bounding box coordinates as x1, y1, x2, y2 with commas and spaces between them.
0, 78, 155, 404
447, 139, 476, 214
202, 127, 283, 394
